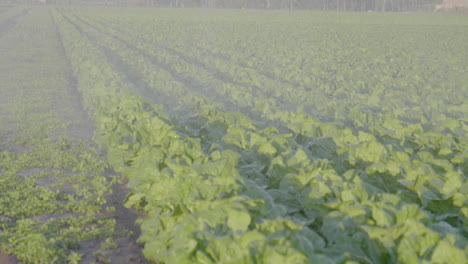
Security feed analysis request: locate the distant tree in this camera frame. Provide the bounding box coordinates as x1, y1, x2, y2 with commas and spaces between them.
1, 0, 448, 11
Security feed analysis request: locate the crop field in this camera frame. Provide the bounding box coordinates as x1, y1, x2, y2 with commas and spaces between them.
0, 6, 467, 264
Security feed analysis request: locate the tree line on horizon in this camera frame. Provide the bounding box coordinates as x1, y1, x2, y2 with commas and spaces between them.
0, 0, 449, 12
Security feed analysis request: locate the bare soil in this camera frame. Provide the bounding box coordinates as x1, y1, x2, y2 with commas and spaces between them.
0, 248, 17, 264
85, 178, 152, 264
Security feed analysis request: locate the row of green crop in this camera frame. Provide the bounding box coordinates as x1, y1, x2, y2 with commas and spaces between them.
67, 10, 468, 173
0, 9, 119, 264
79, 9, 468, 130
56, 10, 346, 264
73, 9, 468, 167
86, 10, 467, 149
57, 8, 468, 264
75, 12, 336, 121
64, 11, 335, 138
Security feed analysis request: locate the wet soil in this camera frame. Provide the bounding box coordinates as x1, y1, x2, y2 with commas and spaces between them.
0, 249, 18, 264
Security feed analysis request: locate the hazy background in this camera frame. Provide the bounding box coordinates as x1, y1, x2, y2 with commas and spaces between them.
1, 0, 468, 12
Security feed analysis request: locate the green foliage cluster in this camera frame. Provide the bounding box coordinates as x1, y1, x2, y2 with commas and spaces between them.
55, 7, 467, 264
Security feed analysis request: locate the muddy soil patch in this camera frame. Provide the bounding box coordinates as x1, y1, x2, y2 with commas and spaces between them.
0, 248, 18, 264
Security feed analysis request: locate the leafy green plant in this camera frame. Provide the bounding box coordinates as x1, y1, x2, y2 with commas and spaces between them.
52, 7, 468, 264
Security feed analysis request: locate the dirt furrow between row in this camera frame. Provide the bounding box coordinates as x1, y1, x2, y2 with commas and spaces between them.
0, 8, 149, 264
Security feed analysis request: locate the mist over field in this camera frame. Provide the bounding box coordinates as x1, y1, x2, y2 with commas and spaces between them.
0, 2, 467, 264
